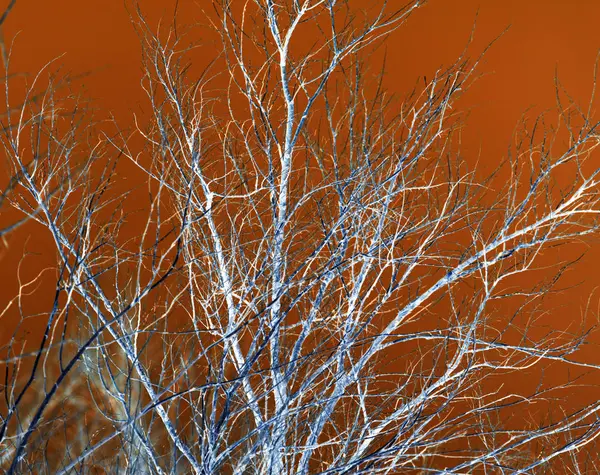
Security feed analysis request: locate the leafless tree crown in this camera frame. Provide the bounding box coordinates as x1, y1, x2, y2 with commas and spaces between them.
1, 1, 600, 473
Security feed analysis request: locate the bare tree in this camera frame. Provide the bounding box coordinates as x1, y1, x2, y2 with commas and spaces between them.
2, 0, 600, 473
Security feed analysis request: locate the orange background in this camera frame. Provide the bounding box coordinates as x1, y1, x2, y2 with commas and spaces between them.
2, 0, 600, 458
3, 0, 599, 291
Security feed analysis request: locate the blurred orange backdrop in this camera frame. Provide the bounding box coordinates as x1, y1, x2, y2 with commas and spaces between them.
2, 0, 599, 292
